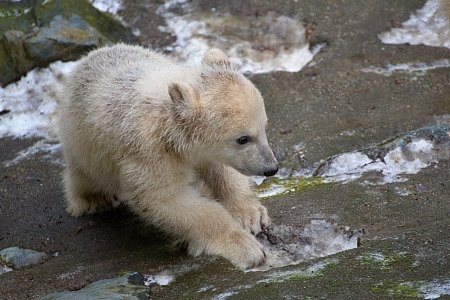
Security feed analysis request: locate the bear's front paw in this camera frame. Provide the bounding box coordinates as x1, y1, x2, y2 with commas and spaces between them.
225, 230, 266, 270
229, 201, 270, 235
188, 226, 266, 270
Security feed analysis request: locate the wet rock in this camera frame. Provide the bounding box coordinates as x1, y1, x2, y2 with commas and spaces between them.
24, 15, 103, 64
314, 125, 450, 178
0, 247, 47, 269
39, 272, 151, 300
0, 0, 138, 87
365, 125, 450, 159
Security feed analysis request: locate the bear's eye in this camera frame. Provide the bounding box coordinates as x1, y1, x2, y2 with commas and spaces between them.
236, 136, 250, 145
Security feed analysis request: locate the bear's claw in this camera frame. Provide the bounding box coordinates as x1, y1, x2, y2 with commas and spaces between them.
229, 202, 271, 236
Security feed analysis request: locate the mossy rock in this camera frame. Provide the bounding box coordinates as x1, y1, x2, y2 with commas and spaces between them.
39, 272, 151, 300
0, 1, 35, 33
0, 0, 139, 87
34, 0, 137, 44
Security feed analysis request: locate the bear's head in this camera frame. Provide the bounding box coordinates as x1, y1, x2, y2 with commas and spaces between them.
167, 49, 278, 177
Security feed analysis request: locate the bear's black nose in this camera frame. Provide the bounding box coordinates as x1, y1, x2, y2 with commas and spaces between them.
264, 167, 278, 177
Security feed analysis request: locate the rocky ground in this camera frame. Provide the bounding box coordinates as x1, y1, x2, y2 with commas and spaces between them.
0, 0, 449, 299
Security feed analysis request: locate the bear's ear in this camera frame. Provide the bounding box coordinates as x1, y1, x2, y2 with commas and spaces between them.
202, 49, 232, 68
168, 82, 200, 109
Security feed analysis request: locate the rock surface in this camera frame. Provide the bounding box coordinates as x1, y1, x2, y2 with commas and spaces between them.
0, 0, 449, 299
39, 272, 151, 300
0, 0, 138, 87
0, 247, 47, 269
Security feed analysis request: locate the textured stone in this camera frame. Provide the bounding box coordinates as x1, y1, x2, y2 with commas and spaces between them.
0, 247, 47, 269
39, 273, 151, 300
0, 0, 138, 87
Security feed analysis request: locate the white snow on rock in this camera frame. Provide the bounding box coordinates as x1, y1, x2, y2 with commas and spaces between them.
0, 61, 77, 140
251, 220, 361, 272
255, 135, 449, 198
157, 0, 323, 73
90, 0, 122, 15
362, 59, 450, 76
379, 0, 450, 49
319, 139, 438, 184
0, 61, 77, 166
144, 270, 174, 286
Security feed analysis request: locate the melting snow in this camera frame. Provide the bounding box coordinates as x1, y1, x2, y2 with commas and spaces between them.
362, 59, 450, 76
257, 258, 339, 283
157, 0, 323, 73
252, 220, 361, 272
144, 270, 174, 286
0, 61, 77, 140
419, 279, 450, 299
379, 0, 450, 49
255, 134, 449, 198
90, 0, 123, 15
209, 259, 339, 299
366, 0, 450, 77
3, 140, 61, 167
0, 265, 13, 275
0, 61, 76, 166
319, 139, 439, 184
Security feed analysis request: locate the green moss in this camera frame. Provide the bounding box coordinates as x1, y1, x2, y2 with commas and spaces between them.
371, 282, 420, 298
356, 250, 414, 271
255, 176, 324, 198
57, 26, 94, 43
35, 0, 137, 44
118, 270, 132, 277
371, 279, 450, 299
273, 259, 340, 283
0, 4, 35, 33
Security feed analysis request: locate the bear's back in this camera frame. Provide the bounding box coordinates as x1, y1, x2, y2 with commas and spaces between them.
69, 44, 173, 101
67, 44, 200, 110
61, 44, 202, 158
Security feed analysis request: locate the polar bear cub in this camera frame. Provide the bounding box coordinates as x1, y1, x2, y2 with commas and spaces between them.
59, 44, 278, 269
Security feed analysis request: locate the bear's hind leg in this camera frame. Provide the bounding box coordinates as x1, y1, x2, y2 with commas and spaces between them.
63, 165, 120, 217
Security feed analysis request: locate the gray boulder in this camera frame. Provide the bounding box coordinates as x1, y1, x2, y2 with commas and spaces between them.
39, 272, 151, 300
0, 247, 48, 269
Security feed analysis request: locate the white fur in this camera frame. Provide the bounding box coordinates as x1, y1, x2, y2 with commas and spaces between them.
59, 44, 278, 269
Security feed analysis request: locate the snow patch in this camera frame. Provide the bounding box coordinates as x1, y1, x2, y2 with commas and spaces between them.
318, 139, 438, 184
0, 265, 13, 275
90, 0, 123, 15
158, 1, 322, 73
362, 59, 450, 76
198, 285, 217, 293
255, 133, 449, 199
0, 61, 77, 166
258, 258, 339, 283
144, 270, 174, 286
0, 61, 77, 140
210, 259, 339, 299
419, 279, 450, 299
212, 291, 240, 300
251, 220, 361, 272
3, 140, 60, 167
379, 0, 450, 49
